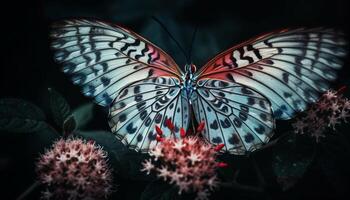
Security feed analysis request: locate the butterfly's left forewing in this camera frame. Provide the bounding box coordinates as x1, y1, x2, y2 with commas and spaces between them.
51, 19, 189, 152
51, 19, 182, 106
192, 79, 274, 154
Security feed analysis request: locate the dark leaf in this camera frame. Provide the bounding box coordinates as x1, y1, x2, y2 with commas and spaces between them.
48, 88, 71, 129
75, 130, 151, 181
0, 98, 47, 133
72, 103, 94, 129
63, 115, 76, 136
272, 132, 315, 191
119, 150, 151, 181
75, 130, 127, 155
31, 126, 60, 152
140, 180, 181, 200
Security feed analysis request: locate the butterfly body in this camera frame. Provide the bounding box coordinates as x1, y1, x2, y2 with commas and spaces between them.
181, 64, 197, 104
51, 19, 347, 154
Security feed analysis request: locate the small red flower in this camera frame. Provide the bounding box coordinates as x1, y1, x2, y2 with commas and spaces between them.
337, 85, 347, 94
180, 128, 186, 138
36, 138, 113, 200
214, 143, 225, 152
196, 121, 205, 132
166, 119, 175, 131
293, 89, 350, 142
217, 162, 228, 168
155, 125, 163, 135
142, 121, 223, 200
156, 134, 163, 142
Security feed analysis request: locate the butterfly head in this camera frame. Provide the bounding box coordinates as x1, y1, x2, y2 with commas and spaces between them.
185, 63, 197, 74
184, 63, 197, 83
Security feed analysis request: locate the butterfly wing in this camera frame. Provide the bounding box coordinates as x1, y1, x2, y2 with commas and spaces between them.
51, 19, 183, 106
51, 19, 189, 151
195, 28, 347, 120
193, 28, 347, 154
109, 76, 189, 152
192, 79, 274, 154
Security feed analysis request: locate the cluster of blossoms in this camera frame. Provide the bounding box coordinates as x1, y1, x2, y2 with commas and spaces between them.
292, 88, 350, 142
141, 120, 226, 200
36, 138, 113, 200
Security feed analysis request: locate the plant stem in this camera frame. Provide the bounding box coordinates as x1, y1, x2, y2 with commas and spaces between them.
16, 180, 40, 200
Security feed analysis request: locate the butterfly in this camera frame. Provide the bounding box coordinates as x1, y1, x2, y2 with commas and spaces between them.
51, 19, 347, 155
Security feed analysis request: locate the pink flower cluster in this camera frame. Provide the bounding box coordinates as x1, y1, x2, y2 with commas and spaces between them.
141, 121, 225, 200
36, 138, 113, 200
292, 88, 350, 142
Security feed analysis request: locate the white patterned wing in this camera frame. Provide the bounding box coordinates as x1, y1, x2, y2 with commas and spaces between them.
109, 77, 190, 152
192, 79, 274, 155
51, 19, 182, 106
196, 28, 347, 120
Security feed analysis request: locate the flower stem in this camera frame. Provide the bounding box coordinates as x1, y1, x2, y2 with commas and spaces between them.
16, 180, 40, 200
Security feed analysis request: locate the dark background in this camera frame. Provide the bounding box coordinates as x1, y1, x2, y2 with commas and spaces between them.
1, 0, 350, 199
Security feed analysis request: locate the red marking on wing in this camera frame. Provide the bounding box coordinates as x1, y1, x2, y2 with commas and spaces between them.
101, 21, 183, 78
196, 28, 290, 78
146, 44, 180, 76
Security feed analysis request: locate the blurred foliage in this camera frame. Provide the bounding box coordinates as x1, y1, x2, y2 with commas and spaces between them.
0, 98, 48, 133
48, 88, 73, 129
141, 180, 182, 200
72, 103, 94, 129
318, 132, 350, 197
272, 132, 315, 191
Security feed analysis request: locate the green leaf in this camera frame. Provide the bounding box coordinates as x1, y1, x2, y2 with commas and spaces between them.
75, 130, 151, 181
140, 180, 181, 200
272, 132, 315, 191
48, 88, 71, 128
0, 98, 47, 133
72, 103, 94, 129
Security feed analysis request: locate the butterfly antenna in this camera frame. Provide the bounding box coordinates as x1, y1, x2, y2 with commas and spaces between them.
152, 16, 189, 63
188, 26, 198, 63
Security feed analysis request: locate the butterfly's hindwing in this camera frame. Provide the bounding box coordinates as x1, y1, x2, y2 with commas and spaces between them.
192, 79, 274, 154
196, 28, 347, 120
51, 19, 182, 107
109, 77, 190, 152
